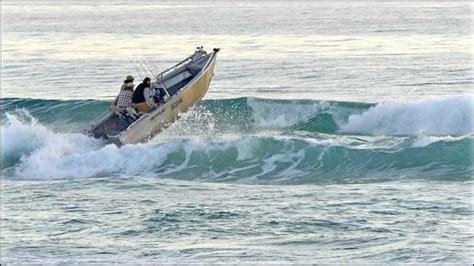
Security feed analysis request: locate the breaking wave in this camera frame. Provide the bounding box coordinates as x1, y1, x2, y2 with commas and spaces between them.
340, 96, 473, 135
2, 96, 472, 183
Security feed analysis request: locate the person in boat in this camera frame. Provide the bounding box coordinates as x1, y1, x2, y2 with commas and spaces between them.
111, 75, 139, 119
132, 77, 157, 113
151, 80, 170, 105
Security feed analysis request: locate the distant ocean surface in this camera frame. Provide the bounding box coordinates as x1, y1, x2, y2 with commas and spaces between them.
2, 2, 473, 263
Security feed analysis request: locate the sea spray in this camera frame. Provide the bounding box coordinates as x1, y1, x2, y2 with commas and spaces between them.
340, 96, 473, 135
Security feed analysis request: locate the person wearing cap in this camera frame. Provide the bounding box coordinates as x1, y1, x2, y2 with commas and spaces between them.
110, 75, 139, 119
115, 75, 135, 109
132, 77, 156, 112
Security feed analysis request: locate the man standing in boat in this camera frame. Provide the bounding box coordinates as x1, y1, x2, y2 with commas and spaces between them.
132, 77, 156, 112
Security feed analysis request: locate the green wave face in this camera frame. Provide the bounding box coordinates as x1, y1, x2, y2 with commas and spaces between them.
2, 97, 472, 183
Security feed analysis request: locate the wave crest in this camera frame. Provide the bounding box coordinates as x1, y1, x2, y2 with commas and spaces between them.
2, 97, 472, 182
3, 96, 470, 136
340, 96, 473, 135
2, 111, 471, 182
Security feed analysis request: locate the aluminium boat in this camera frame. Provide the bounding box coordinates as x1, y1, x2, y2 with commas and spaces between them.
84, 47, 219, 145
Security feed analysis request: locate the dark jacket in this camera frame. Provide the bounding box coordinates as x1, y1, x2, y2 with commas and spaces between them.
132, 82, 148, 103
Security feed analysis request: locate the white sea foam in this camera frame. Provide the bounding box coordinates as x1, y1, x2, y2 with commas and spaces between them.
339, 96, 473, 136
2, 113, 263, 179
3, 101, 471, 180
412, 135, 468, 148
2, 111, 47, 156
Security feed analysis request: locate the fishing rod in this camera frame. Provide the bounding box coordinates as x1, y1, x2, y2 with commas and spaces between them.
132, 57, 144, 80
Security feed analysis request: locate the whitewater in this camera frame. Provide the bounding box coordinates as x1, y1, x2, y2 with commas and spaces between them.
2, 96, 473, 182
2, 2, 473, 264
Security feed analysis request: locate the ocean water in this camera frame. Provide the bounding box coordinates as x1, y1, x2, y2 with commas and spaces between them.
2, 2, 473, 263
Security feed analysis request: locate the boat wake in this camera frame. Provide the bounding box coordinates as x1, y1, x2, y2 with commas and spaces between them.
2, 96, 472, 183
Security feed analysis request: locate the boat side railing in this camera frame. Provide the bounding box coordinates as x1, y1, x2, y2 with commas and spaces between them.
155, 48, 210, 80
156, 55, 193, 80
